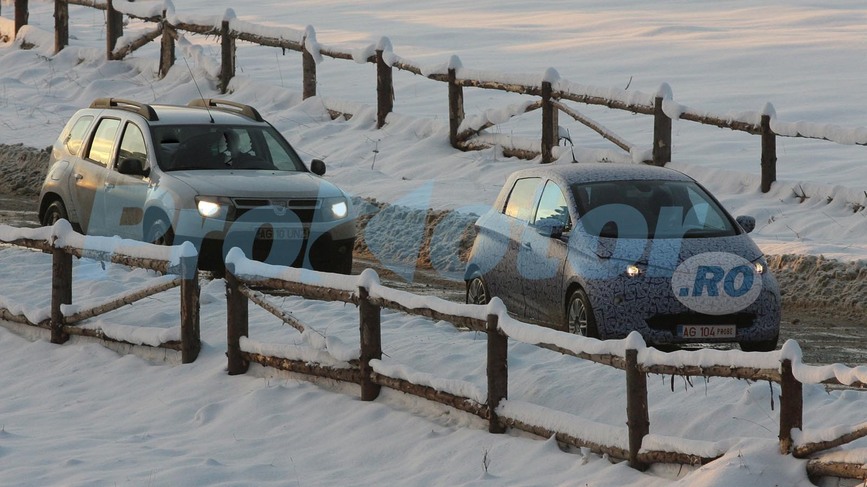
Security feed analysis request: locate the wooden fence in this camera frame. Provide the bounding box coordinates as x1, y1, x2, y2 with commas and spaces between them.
6, 1, 867, 193
223, 251, 867, 480
0, 221, 201, 363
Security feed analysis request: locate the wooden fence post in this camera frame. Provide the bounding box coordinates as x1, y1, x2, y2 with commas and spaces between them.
301, 39, 316, 99
541, 80, 557, 164
376, 48, 393, 129
179, 255, 200, 364
625, 348, 649, 470
779, 358, 803, 454
652, 96, 672, 166
486, 313, 507, 434
359, 286, 382, 401
761, 114, 777, 193
225, 270, 249, 375
105, 0, 123, 60
219, 19, 235, 94
50, 246, 71, 345
448, 67, 464, 148
54, 0, 68, 54
14, 0, 28, 37
158, 11, 174, 79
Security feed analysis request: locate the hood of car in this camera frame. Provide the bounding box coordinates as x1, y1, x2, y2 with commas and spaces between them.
165, 169, 345, 199
582, 234, 764, 269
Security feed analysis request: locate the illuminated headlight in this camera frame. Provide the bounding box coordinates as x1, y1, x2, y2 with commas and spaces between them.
195, 197, 230, 218
626, 264, 642, 277
331, 200, 348, 219
754, 262, 765, 275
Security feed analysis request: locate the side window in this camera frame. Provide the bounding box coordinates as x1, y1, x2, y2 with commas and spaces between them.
503, 177, 541, 222
86, 118, 121, 166
116, 123, 148, 175
534, 181, 571, 231
65, 115, 94, 156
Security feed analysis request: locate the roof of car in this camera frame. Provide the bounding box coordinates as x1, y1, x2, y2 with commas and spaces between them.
86, 98, 267, 126
507, 162, 694, 185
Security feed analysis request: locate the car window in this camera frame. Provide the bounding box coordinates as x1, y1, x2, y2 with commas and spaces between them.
504, 177, 541, 222
573, 179, 737, 239
533, 181, 571, 231
86, 118, 121, 166
65, 115, 94, 156
116, 123, 148, 175
152, 125, 306, 172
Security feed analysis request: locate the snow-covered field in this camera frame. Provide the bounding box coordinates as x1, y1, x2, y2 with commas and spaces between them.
1, 0, 867, 485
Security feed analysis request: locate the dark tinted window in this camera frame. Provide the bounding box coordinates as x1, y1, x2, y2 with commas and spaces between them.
504, 177, 541, 222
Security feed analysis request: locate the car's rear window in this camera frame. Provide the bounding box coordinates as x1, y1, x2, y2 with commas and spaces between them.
573, 179, 738, 239
152, 125, 306, 172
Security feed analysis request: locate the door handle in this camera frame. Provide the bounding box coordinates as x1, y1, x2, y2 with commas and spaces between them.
73, 173, 84, 180
104, 182, 115, 190
522, 241, 532, 250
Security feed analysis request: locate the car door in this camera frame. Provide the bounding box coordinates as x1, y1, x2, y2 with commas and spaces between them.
102, 121, 152, 239
483, 177, 544, 317
68, 117, 121, 234
520, 180, 572, 324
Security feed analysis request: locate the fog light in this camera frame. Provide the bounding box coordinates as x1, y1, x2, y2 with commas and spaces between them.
626, 264, 641, 277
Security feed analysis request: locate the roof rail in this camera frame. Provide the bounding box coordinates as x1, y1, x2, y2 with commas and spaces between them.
187, 98, 264, 122
90, 98, 159, 121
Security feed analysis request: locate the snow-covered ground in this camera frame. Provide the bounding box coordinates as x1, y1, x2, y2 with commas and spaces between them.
1, 0, 867, 485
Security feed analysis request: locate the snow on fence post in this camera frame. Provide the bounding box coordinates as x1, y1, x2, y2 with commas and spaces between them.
448, 65, 464, 148
219, 18, 235, 94
541, 80, 557, 164
761, 114, 777, 193
158, 10, 175, 79
54, 0, 68, 54
14, 0, 28, 37
486, 313, 507, 434
375, 45, 394, 129
50, 246, 71, 345
358, 286, 382, 401
778, 358, 803, 454
179, 255, 201, 364
105, 0, 123, 60
625, 347, 649, 470
652, 95, 672, 167
225, 269, 249, 375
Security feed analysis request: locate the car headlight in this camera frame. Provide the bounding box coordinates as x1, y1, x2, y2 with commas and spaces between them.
625, 264, 642, 277
754, 261, 765, 275
195, 196, 232, 218
319, 197, 350, 221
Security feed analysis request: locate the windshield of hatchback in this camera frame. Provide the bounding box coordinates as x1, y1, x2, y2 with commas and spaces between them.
152, 125, 306, 172
572, 179, 738, 239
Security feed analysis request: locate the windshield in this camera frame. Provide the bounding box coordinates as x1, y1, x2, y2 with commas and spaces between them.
152, 125, 306, 172
572, 179, 738, 239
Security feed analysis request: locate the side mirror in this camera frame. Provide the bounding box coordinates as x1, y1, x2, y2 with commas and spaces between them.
534, 218, 566, 239
310, 159, 326, 176
117, 158, 149, 178
736, 215, 756, 234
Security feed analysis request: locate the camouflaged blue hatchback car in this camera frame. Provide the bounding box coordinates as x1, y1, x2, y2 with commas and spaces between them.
464, 163, 780, 352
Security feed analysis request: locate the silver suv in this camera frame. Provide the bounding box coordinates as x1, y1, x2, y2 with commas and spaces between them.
39, 98, 355, 273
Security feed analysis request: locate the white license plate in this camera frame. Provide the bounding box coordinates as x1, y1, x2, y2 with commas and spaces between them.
257, 226, 308, 240
677, 324, 736, 339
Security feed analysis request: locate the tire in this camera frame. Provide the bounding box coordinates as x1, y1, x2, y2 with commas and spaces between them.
566, 288, 599, 338
466, 276, 490, 305
41, 200, 69, 227
739, 337, 779, 352
145, 217, 175, 246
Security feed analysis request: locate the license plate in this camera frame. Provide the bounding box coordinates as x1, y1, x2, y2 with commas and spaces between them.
677, 324, 736, 339
256, 226, 308, 240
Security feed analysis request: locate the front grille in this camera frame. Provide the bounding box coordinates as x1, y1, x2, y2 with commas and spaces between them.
231, 198, 319, 222
646, 313, 755, 332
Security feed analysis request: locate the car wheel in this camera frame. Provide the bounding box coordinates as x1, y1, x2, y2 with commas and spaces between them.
466, 276, 489, 305
41, 200, 69, 227
145, 218, 175, 246
739, 337, 778, 352
566, 288, 599, 338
